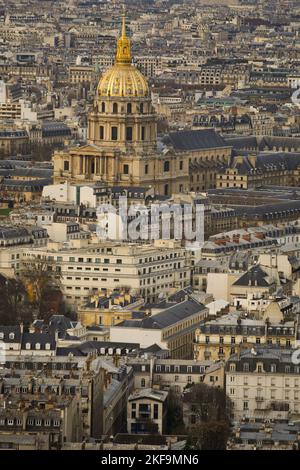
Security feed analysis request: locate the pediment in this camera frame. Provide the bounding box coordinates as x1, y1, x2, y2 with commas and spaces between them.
69, 144, 104, 154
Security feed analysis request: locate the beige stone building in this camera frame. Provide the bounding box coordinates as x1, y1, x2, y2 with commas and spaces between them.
18, 239, 190, 306
194, 314, 296, 362
78, 292, 144, 327
128, 357, 224, 393
226, 348, 300, 421
69, 65, 95, 85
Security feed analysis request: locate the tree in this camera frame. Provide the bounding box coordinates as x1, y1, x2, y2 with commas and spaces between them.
183, 383, 232, 450
0, 275, 33, 325
19, 258, 63, 321
183, 383, 231, 422
185, 421, 230, 450
166, 388, 185, 434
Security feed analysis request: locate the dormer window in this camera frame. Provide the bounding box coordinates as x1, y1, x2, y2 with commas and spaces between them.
36, 343, 41, 350
0, 333, 4, 339
9, 333, 15, 340
45, 343, 51, 350
26, 343, 31, 350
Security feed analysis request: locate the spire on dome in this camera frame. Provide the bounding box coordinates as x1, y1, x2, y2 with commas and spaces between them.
121, 7, 126, 38
116, 9, 131, 65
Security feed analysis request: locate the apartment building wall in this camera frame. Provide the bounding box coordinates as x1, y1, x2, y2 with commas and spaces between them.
19, 242, 190, 306
206, 272, 239, 302
226, 364, 300, 421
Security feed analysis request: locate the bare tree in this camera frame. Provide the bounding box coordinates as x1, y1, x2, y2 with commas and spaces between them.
183, 383, 232, 450
186, 421, 230, 450
183, 383, 230, 422
0, 276, 33, 325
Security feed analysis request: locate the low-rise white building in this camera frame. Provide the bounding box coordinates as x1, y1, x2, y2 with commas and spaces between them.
127, 388, 168, 434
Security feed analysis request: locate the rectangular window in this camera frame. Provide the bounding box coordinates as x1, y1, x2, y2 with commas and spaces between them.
123, 164, 129, 175
100, 126, 104, 139
141, 126, 145, 141
126, 127, 133, 141
111, 127, 118, 140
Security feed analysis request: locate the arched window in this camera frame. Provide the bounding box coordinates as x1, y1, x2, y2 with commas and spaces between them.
100, 126, 104, 140
140, 103, 144, 114
113, 103, 118, 114
127, 103, 132, 114
101, 102, 105, 113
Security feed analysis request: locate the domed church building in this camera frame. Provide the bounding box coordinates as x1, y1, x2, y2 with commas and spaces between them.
53, 13, 231, 195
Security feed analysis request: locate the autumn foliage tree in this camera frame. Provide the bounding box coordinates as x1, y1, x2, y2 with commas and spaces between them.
19, 257, 63, 322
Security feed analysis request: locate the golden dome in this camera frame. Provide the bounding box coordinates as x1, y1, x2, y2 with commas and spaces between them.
97, 13, 149, 98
